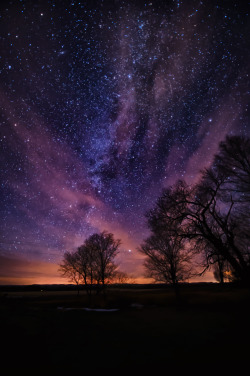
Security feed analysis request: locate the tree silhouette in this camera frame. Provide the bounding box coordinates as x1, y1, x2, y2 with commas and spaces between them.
193, 136, 250, 284
139, 181, 195, 298
59, 231, 121, 298
144, 135, 250, 286
213, 135, 250, 202
76, 242, 99, 297
58, 251, 81, 295
84, 231, 121, 291
139, 233, 193, 298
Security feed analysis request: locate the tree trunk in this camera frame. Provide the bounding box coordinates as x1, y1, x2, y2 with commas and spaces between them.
173, 281, 181, 304
218, 260, 224, 284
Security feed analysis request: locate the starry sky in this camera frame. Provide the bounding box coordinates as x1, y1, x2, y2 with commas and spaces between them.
0, 0, 249, 284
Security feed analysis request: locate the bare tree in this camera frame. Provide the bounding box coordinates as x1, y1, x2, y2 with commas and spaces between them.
76, 243, 99, 298
58, 251, 81, 295
85, 231, 121, 290
139, 233, 193, 298
146, 180, 190, 237
213, 135, 250, 202
59, 231, 121, 298
145, 159, 250, 285
112, 270, 131, 284
192, 136, 250, 285
140, 184, 195, 298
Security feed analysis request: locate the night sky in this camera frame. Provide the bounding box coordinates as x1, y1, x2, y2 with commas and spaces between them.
0, 0, 249, 284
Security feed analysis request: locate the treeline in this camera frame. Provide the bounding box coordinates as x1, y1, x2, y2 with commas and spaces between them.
60, 135, 250, 298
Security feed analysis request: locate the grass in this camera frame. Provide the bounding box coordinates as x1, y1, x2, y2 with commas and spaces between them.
1, 284, 250, 374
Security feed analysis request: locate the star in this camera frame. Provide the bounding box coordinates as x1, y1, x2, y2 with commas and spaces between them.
0, 0, 249, 284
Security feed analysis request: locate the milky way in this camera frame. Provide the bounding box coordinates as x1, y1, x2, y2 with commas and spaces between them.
0, 0, 249, 283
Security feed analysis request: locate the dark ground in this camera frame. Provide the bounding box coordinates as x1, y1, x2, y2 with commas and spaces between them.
1, 284, 250, 375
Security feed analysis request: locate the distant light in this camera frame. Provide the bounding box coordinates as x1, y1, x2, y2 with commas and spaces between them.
128, 249, 132, 253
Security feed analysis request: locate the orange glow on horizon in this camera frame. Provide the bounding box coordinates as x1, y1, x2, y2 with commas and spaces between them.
0, 253, 215, 286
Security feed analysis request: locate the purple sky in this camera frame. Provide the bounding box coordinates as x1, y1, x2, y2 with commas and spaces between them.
0, 0, 249, 284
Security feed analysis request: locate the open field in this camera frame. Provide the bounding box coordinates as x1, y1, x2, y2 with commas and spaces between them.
1, 284, 250, 374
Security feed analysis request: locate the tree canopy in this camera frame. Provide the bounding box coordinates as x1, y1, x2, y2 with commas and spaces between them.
59, 231, 121, 296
